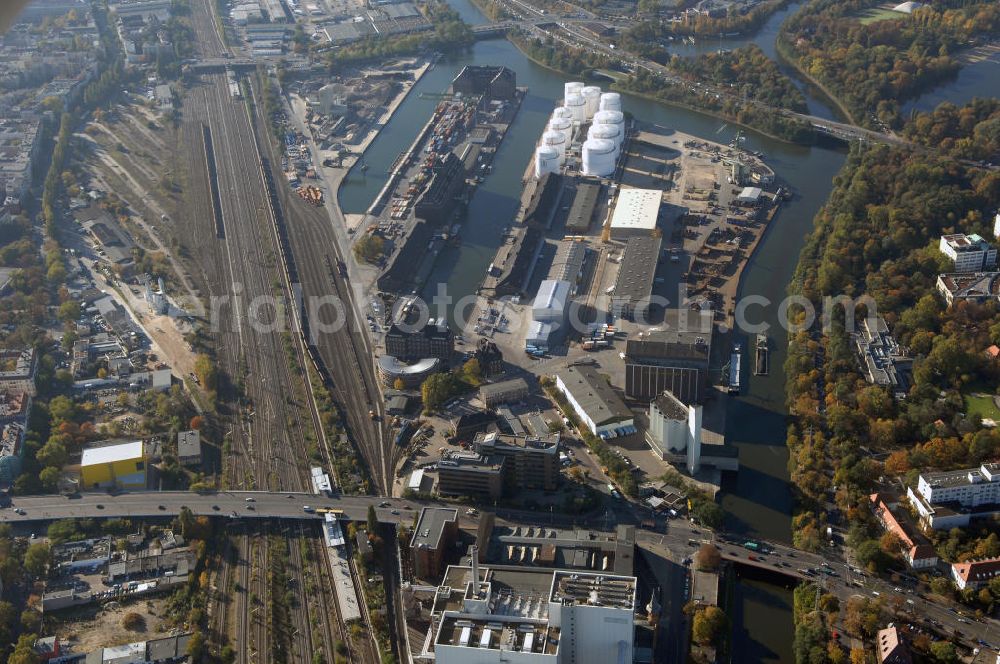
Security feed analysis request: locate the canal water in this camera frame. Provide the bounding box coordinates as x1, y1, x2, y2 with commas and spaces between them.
336, 2, 849, 660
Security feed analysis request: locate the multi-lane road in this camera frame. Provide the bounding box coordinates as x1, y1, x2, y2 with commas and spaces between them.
6, 488, 999, 649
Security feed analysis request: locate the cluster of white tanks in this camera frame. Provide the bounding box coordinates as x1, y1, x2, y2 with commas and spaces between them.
534, 82, 626, 178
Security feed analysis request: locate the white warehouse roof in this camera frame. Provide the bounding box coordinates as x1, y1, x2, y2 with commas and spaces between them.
81, 440, 144, 467
609, 188, 661, 233
532, 280, 570, 316
738, 186, 762, 202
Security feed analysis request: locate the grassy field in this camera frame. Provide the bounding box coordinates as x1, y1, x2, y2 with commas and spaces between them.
854, 6, 903, 24
963, 392, 1000, 421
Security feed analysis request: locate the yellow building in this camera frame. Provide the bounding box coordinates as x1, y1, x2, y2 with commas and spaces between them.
80, 441, 146, 489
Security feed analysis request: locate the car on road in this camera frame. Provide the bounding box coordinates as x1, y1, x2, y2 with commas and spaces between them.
212, 505, 220, 511
245, 497, 256, 502
158, 505, 166, 510
96, 504, 104, 510
246, 505, 255, 511
379, 501, 391, 507
391, 510, 399, 515
303, 506, 314, 513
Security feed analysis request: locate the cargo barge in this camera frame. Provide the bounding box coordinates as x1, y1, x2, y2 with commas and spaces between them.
754, 333, 768, 376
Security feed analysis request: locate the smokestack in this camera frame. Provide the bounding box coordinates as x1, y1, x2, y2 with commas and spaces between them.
471, 545, 480, 584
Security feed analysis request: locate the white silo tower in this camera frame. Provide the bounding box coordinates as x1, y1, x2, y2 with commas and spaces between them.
599, 92, 622, 113
581, 86, 602, 120
535, 145, 562, 178
542, 129, 568, 155
564, 93, 586, 123
564, 81, 584, 104
548, 116, 573, 144
581, 138, 616, 177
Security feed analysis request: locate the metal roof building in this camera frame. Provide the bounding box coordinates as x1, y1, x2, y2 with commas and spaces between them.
555, 364, 634, 439
608, 188, 661, 239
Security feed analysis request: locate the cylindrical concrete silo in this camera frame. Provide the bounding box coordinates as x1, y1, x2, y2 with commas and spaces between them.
541, 129, 567, 155
564, 81, 584, 104
564, 93, 586, 123
581, 138, 616, 177
548, 116, 573, 144
599, 92, 622, 113
581, 86, 602, 120
535, 145, 562, 178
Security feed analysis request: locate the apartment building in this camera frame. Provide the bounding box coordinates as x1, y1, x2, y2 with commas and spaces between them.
907, 463, 1000, 529
939, 233, 997, 272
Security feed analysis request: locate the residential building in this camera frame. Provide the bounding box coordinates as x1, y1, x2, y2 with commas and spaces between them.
952, 557, 1000, 591
80, 440, 147, 489
608, 187, 660, 239
33, 637, 60, 662
473, 431, 560, 491
419, 563, 636, 664
907, 463, 1000, 529
376, 356, 439, 388
385, 321, 453, 362
939, 233, 997, 272
876, 626, 911, 664
852, 315, 911, 395
613, 236, 661, 321
411, 507, 458, 581
869, 494, 938, 569
555, 364, 635, 440
647, 390, 702, 473
624, 312, 712, 404
436, 450, 504, 500
0, 348, 37, 395
0, 390, 30, 425
936, 272, 1000, 306
479, 377, 529, 408
0, 421, 24, 485
176, 430, 201, 466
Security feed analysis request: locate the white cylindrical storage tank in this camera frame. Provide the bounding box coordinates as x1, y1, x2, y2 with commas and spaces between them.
593, 110, 625, 127
548, 117, 573, 144
564, 81, 584, 104
565, 93, 586, 123
581, 138, 616, 177
581, 86, 602, 119
599, 92, 622, 113
541, 129, 567, 155
552, 106, 573, 121
588, 124, 621, 156
535, 145, 562, 178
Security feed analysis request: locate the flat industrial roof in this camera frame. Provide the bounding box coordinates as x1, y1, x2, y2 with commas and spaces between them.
557, 364, 631, 426
609, 188, 661, 232
412, 507, 458, 550
614, 236, 661, 302
81, 440, 143, 466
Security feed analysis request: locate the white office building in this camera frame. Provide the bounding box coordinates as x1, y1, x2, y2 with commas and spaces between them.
907, 463, 1000, 529
647, 390, 702, 473
424, 560, 636, 664
939, 233, 997, 272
